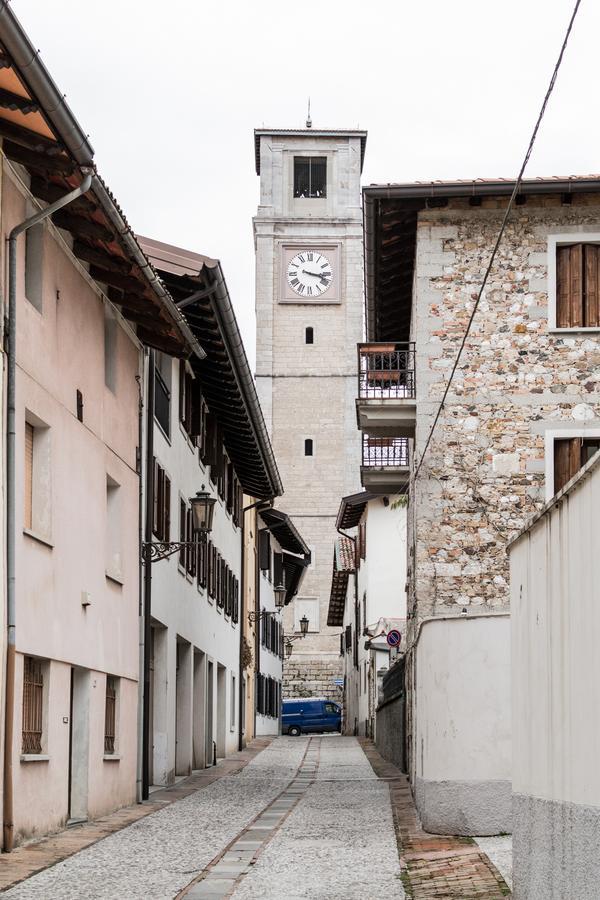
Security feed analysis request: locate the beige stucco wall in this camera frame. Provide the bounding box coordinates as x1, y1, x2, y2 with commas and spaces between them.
3, 161, 141, 842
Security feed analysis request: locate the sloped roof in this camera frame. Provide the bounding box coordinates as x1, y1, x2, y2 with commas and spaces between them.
336, 491, 377, 531
0, 3, 201, 359
327, 537, 357, 628
139, 237, 282, 500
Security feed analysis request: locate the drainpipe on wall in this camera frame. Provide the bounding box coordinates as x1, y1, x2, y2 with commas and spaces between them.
141, 351, 155, 801
239, 499, 272, 752
3, 172, 93, 853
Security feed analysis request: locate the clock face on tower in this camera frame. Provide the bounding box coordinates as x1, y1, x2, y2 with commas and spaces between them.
286, 250, 333, 298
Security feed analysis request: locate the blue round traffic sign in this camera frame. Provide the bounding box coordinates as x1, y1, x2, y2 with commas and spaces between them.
386, 629, 402, 648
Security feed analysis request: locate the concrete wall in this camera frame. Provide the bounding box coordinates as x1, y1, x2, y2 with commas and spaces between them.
510, 453, 600, 899
255, 132, 363, 698
413, 615, 511, 836
2, 160, 140, 843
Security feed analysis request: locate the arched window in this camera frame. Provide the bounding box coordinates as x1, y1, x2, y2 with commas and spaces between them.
305, 327, 314, 344
304, 438, 313, 457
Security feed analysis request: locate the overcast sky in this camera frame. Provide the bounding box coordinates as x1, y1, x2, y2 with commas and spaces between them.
18, 0, 600, 367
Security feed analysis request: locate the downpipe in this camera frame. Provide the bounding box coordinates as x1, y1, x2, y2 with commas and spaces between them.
3, 171, 92, 852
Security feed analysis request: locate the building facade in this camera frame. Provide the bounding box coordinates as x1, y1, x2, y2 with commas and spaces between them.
254, 126, 366, 699
328, 493, 406, 738
362, 177, 600, 835
509, 449, 600, 899
0, 7, 200, 845
139, 238, 283, 784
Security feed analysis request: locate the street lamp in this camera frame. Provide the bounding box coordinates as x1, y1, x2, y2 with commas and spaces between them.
190, 487, 216, 535
274, 584, 286, 609
142, 485, 215, 563
284, 616, 309, 658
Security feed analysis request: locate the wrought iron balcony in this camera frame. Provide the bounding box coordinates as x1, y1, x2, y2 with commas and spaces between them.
360, 435, 410, 493
356, 342, 416, 438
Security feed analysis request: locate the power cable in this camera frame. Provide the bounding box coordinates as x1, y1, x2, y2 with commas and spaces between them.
413, 0, 583, 481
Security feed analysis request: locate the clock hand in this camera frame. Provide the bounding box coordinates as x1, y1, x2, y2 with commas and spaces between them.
302, 268, 326, 277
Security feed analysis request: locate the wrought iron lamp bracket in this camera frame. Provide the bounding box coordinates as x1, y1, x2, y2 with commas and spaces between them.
142, 541, 201, 564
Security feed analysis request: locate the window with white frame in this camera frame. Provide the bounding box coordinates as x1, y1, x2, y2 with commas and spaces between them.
106, 475, 122, 581
545, 429, 600, 499
548, 235, 600, 329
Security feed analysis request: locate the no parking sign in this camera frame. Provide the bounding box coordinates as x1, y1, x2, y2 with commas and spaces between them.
386, 629, 402, 648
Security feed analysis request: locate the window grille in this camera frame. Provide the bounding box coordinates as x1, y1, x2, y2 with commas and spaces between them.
22, 656, 43, 754
104, 676, 116, 754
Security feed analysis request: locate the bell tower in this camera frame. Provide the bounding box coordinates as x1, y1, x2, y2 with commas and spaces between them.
254, 125, 367, 698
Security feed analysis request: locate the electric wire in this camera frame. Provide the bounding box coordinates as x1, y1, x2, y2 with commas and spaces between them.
413, 0, 583, 481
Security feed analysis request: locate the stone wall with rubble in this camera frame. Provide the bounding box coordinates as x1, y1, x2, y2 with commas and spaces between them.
283, 654, 343, 702
408, 196, 600, 632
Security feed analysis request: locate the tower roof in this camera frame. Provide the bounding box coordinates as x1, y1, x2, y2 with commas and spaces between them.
254, 128, 367, 175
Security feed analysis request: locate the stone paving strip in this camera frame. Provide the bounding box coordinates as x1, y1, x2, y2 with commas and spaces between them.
177, 737, 322, 899
232, 736, 405, 900
2, 738, 309, 900
358, 739, 512, 899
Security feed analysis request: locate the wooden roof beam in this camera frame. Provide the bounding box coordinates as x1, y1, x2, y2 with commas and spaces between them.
72, 240, 132, 275
0, 87, 39, 115
0, 117, 63, 155
3, 139, 74, 175
29, 176, 96, 216
53, 211, 114, 242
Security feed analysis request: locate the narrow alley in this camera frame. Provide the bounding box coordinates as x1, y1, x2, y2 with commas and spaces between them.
0, 738, 511, 900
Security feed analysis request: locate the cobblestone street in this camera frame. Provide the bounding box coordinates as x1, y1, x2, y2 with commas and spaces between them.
1, 737, 511, 900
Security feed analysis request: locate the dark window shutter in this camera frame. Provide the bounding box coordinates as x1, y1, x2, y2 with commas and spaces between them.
163, 476, 171, 542
584, 244, 600, 327
152, 458, 159, 537
178, 360, 185, 423
179, 500, 187, 567
258, 530, 271, 572
190, 381, 203, 439
360, 522, 366, 560
273, 552, 283, 586
569, 243, 583, 327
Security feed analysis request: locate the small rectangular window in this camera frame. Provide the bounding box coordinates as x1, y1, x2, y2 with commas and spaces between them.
22, 656, 44, 754
25, 224, 44, 311
304, 438, 313, 456
293, 157, 327, 199
556, 243, 600, 328
23, 415, 51, 540
104, 676, 117, 754
154, 353, 171, 437
104, 306, 117, 392
305, 327, 314, 344
106, 475, 122, 580
24, 422, 34, 530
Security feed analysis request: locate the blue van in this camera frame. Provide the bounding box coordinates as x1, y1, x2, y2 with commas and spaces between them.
282, 698, 341, 736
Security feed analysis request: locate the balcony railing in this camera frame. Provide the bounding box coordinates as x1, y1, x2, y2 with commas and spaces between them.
358, 342, 416, 400
362, 435, 409, 468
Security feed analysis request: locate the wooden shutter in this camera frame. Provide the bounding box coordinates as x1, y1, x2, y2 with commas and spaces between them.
190, 381, 203, 440
273, 552, 283, 587
152, 458, 159, 537
24, 423, 34, 530
360, 522, 366, 560
258, 530, 271, 572
163, 475, 171, 542
178, 360, 185, 423
554, 437, 581, 494
584, 244, 600, 327
179, 500, 186, 566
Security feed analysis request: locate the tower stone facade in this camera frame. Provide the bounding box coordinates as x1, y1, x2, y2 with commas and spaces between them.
254, 127, 367, 698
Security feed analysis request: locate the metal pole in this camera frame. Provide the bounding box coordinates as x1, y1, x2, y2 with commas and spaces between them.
141, 351, 155, 800
3, 172, 92, 852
